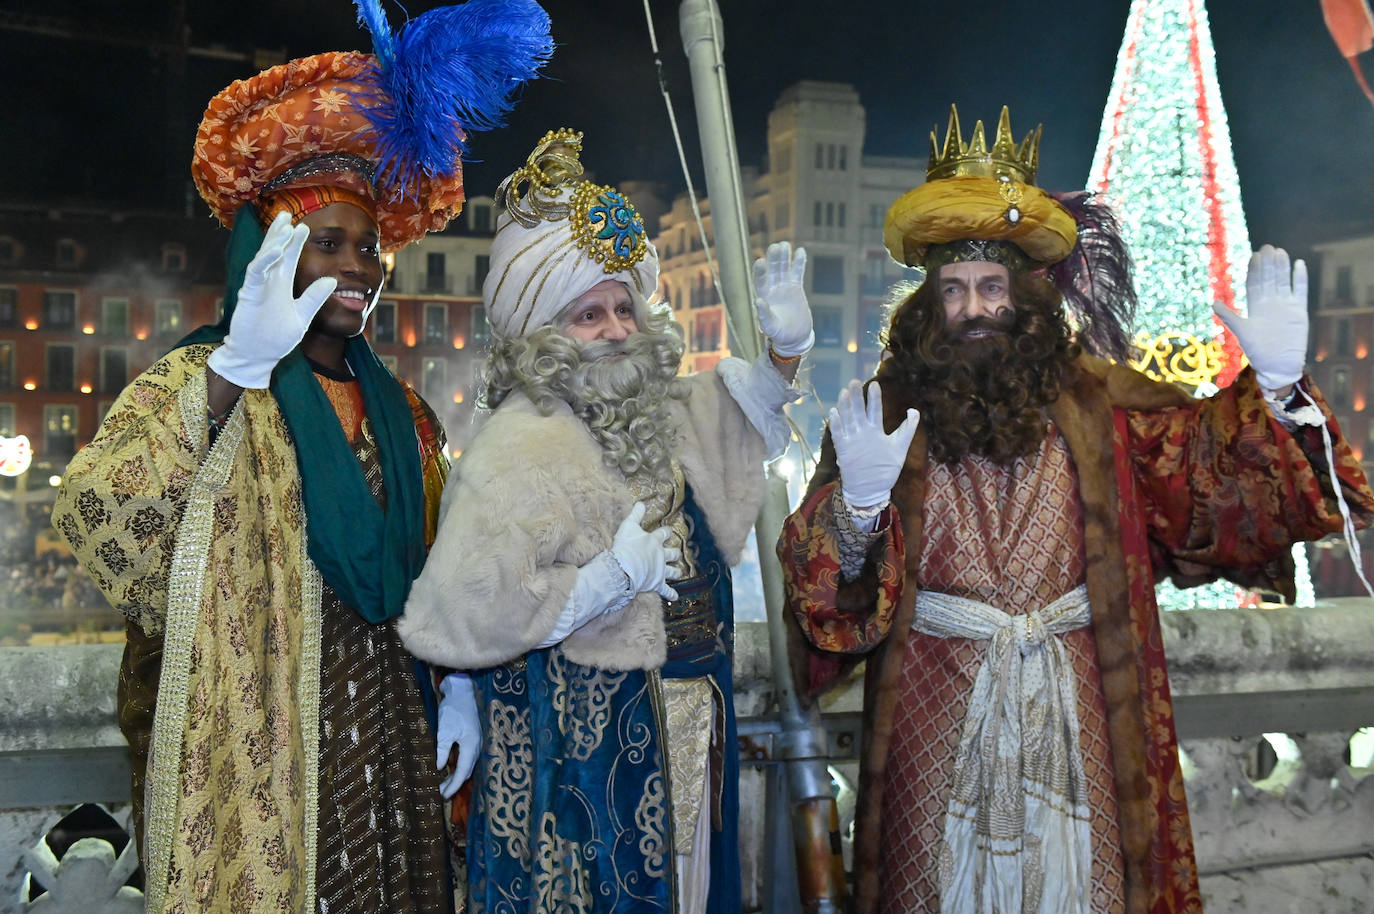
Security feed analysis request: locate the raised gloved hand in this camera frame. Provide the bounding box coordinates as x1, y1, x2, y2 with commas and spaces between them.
754, 241, 814, 358
1211, 245, 1309, 393
830, 380, 920, 510
206, 211, 337, 389
435, 671, 481, 799
609, 502, 680, 602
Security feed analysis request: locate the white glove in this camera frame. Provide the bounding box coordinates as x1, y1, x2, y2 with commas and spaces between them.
435, 671, 481, 799
535, 551, 636, 648
609, 502, 680, 602
206, 211, 337, 389
754, 241, 814, 358
830, 380, 919, 510
1212, 245, 1308, 393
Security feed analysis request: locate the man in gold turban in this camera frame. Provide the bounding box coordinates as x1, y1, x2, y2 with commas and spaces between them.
779, 107, 1374, 914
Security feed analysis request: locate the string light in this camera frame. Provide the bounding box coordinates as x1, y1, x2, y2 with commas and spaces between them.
1091, 0, 1314, 609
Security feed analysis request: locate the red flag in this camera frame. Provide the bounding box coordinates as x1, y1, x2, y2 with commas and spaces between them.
1321, 0, 1374, 105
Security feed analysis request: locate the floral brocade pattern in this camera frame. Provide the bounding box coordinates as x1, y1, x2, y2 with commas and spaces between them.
54, 345, 454, 913
468, 651, 672, 914
190, 51, 466, 253
778, 482, 905, 693
1117, 377, 1374, 913
55, 346, 217, 636
57, 346, 319, 911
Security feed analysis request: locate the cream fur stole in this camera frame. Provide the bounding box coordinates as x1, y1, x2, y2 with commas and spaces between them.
398, 365, 769, 671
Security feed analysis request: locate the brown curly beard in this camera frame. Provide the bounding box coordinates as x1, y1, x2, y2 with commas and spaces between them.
879, 271, 1080, 466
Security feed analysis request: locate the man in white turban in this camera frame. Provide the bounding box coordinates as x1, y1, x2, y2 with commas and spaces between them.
399, 128, 814, 914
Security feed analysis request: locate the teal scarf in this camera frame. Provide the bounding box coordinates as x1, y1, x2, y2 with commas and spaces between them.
178, 210, 426, 623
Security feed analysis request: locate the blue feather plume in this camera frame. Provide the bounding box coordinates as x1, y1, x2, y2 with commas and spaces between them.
353, 0, 554, 194
353, 0, 396, 72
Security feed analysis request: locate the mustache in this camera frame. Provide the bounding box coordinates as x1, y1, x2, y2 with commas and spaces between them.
947, 313, 1016, 340
578, 339, 634, 361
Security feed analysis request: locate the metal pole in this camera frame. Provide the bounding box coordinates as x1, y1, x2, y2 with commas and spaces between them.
679, 2, 849, 911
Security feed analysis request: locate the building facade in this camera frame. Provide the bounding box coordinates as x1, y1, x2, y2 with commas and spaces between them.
0, 199, 500, 488
372, 196, 496, 456
654, 81, 923, 447
1307, 233, 1374, 594
0, 206, 226, 488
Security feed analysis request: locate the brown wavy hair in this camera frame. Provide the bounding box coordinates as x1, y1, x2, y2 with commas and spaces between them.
879, 271, 1080, 466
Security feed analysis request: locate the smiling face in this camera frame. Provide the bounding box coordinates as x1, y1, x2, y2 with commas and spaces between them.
557, 279, 638, 344
294, 201, 383, 366
937, 261, 1014, 339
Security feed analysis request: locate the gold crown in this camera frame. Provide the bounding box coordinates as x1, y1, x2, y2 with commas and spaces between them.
927, 105, 1041, 184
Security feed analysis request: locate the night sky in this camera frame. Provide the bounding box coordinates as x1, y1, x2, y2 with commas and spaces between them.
3, 0, 1372, 260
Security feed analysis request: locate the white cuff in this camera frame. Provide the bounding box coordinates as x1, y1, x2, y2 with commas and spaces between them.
1264, 382, 1324, 429
832, 487, 885, 580
535, 550, 634, 648
206, 341, 274, 390
717, 351, 803, 459
841, 492, 888, 533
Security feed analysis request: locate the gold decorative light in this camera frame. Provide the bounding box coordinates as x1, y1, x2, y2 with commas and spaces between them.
1129, 330, 1229, 391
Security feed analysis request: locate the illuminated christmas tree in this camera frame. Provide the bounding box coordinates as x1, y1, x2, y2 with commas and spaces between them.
1088, 0, 1315, 608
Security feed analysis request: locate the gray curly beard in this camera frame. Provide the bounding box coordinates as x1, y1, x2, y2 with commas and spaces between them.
478, 316, 689, 483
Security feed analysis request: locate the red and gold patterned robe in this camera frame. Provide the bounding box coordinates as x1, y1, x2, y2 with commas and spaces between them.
779, 356, 1374, 914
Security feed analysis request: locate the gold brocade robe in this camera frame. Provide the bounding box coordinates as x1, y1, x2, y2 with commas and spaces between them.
52, 344, 450, 913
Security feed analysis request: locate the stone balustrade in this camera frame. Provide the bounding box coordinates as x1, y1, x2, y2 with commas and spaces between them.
4, 600, 1372, 911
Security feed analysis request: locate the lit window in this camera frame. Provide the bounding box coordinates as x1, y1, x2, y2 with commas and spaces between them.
46, 344, 75, 391
103, 298, 129, 337
421, 357, 447, 404
156, 299, 183, 336
424, 303, 448, 344
162, 243, 187, 272
43, 291, 77, 330
470, 305, 491, 350
44, 404, 78, 458
1332, 367, 1352, 408
373, 301, 397, 344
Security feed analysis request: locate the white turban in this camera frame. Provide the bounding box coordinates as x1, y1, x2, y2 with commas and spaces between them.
483, 129, 660, 340
483, 207, 659, 340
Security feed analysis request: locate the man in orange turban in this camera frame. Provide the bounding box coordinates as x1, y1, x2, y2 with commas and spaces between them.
52, 2, 551, 911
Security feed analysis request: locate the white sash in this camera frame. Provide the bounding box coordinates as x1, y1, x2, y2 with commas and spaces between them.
913, 585, 1093, 914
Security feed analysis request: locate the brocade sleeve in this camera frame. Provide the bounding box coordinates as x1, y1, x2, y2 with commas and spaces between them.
51, 345, 223, 635
1121, 368, 1374, 591
777, 428, 906, 650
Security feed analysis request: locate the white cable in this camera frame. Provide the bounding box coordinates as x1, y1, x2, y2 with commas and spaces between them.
640, 0, 812, 469
1295, 381, 1374, 599
640, 0, 731, 338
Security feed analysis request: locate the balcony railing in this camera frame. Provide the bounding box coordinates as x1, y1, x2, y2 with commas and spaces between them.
5, 601, 1373, 911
